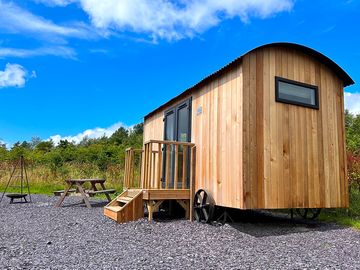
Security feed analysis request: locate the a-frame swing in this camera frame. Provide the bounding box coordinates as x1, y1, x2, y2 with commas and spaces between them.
0, 156, 31, 204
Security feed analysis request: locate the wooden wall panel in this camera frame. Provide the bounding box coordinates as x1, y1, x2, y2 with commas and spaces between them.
144, 65, 244, 209
192, 66, 243, 209
144, 45, 348, 210
242, 46, 348, 209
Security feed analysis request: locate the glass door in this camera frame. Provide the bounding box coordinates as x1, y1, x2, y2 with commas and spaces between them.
163, 98, 191, 188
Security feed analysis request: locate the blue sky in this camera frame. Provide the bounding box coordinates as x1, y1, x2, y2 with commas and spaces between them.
0, 0, 359, 146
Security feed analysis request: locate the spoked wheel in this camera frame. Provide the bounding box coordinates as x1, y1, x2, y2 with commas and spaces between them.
296, 208, 322, 220
194, 189, 214, 223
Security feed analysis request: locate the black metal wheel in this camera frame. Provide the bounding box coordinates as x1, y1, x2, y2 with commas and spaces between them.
194, 189, 214, 223
296, 208, 322, 220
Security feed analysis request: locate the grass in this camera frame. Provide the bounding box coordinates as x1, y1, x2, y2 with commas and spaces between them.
320, 185, 360, 230
0, 163, 124, 195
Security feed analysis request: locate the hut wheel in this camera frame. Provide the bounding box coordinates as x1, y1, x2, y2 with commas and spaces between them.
295, 208, 322, 220
194, 189, 214, 223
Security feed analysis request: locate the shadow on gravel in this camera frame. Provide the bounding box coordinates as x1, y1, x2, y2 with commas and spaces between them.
219, 209, 342, 237
60, 200, 108, 208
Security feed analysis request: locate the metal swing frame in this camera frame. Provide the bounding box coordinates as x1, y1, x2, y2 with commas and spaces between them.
0, 156, 31, 204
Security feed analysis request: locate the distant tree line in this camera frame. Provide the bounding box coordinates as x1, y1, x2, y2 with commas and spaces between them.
0, 123, 143, 174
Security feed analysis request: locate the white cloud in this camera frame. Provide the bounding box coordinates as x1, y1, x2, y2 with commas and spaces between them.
0, 63, 29, 88
0, 46, 77, 59
35, 0, 294, 40
49, 122, 129, 145
33, 0, 76, 6
345, 92, 360, 115
0, 1, 97, 40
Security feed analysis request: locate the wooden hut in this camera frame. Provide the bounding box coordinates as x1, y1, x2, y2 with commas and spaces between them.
104, 42, 354, 223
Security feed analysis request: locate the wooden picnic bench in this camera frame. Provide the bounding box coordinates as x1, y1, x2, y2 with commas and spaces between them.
55, 179, 115, 208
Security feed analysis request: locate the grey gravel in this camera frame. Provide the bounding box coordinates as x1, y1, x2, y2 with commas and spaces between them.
1, 195, 360, 269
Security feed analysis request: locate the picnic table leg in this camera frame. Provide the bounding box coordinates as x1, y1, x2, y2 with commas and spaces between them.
76, 183, 92, 208
100, 182, 112, 202
55, 183, 73, 207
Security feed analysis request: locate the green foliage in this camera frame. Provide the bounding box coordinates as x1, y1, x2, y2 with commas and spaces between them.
345, 110, 360, 153
0, 123, 143, 187
320, 185, 360, 230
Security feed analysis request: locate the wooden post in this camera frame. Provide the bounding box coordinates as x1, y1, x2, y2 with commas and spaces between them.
139, 150, 143, 188
124, 150, 128, 188
147, 201, 153, 222
152, 151, 156, 189
189, 146, 196, 221
143, 144, 148, 189
174, 144, 179, 189
130, 149, 134, 188
147, 143, 153, 189
182, 146, 187, 189
165, 144, 170, 189
157, 143, 162, 189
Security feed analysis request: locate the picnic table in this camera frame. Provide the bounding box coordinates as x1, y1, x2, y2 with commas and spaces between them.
55, 179, 115, 208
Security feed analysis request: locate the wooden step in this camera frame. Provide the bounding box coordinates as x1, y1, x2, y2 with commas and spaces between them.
117, 196, 132, 204
127, 189, 142, 198
104, 189, 144, 224
105, 205, 123, 212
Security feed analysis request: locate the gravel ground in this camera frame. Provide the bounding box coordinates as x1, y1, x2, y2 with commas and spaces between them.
0, 194, 360, 270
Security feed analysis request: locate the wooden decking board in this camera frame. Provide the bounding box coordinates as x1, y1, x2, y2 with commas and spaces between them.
142, 189, 190, 200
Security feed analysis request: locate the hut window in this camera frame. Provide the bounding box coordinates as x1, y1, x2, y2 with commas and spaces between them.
275, 77, 319, 109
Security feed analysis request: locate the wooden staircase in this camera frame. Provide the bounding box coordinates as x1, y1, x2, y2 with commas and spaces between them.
104, 189, 144, 223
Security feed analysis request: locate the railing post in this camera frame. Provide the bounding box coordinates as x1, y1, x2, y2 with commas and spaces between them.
174, 144, 179, 189
147, 143, 153, 189
157, 143, 162, 189
124, 150, 128, 189
165, 144, 170, 189
189, 146, 196, 221
130, 149, 134, 188
143, 144, 148, 189
182, 145, 187, 189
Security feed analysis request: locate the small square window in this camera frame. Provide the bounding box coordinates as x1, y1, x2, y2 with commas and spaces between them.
275, 77, 319, 109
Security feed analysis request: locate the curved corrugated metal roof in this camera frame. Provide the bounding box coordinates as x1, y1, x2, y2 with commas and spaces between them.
145, 42, 354, 119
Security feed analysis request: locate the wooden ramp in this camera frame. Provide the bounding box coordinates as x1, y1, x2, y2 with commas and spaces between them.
104, 189, 143, 223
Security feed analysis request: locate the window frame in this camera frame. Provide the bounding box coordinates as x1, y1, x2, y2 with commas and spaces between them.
275, 76, 319, 110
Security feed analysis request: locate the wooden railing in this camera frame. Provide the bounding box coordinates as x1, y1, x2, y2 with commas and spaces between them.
123, 147, 143, 189
142, 140, 196, 190
124, 140, 196, 192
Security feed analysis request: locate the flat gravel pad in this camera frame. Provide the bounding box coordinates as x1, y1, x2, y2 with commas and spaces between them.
0, 195, 359, 269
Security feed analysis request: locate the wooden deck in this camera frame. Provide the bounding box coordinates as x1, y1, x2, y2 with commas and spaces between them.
104, 140, 196, 224
142, 189, 190, 200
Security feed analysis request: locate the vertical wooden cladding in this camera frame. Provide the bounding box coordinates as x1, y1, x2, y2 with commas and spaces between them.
191, 65, 243, 209
144, 66, 244, 209
144, 45, 348, 210
242, 47, 348, 209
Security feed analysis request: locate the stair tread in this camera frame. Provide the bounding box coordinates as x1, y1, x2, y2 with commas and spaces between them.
117, 196, 133, 203
127, 190, 141, 198
105, 206, 123, 212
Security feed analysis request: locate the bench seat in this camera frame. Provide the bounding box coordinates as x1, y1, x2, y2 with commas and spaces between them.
53, 189, 77, 196
87, 189, 116, 196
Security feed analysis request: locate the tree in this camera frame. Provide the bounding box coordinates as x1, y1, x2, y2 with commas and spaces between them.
36, 140, 54, 153
132, 123, 143, 135
110, 127, 128, 145
345, 111, 360, 153
57, 139, 73, 149
30, 137, 42, 149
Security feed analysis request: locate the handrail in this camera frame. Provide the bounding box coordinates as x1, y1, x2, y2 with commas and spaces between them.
144, 139, 195, 147
123, 141, 196, 193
